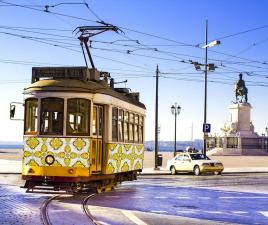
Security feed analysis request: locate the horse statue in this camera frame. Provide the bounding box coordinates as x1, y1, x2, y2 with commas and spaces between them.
235, 73, 248, 103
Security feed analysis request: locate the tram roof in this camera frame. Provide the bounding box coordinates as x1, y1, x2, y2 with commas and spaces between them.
23, 79, 146, 109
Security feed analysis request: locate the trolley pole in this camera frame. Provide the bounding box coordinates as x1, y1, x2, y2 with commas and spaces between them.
154, 65, 159, 170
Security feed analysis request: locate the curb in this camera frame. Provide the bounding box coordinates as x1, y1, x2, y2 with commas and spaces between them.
139, 171, 268, 176
0, 172, 21, 175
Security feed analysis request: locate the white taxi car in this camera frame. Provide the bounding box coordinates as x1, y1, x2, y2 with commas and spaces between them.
166, 153, 224, 175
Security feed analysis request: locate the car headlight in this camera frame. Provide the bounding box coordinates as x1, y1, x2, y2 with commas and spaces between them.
45, 155, 55, 166
215, 163, 223, 166
202, 163, 210, 166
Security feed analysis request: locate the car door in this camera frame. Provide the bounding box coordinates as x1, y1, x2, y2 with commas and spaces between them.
173, 155, 184, 171
182, 154, 193, 171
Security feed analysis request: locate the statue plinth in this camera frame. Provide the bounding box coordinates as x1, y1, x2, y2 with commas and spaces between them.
211, 102, 259, 156
226, 103, 257, 137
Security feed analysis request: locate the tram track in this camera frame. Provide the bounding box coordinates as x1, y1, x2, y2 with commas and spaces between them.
40, 193, 99, 225
41, 195, 60, 225
82, 194, 100, 225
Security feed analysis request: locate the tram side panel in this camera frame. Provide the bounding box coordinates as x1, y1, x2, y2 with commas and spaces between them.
22, 136, 90, 178
103, 105, 145, 175
105, 143, 144, 174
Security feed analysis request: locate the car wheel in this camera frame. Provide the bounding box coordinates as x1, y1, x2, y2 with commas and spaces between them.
170, 166, 177, 175
194, 166, 201, 176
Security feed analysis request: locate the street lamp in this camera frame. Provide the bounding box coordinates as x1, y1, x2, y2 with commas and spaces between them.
202, 19, 220, 157
171, 103, 181, 157
265, 127, 268, 136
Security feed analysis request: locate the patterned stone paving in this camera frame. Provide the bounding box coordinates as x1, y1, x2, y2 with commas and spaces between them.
0, 185, 46, 225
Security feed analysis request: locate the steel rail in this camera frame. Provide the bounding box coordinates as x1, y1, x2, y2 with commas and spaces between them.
40, 195, 60, 225
82, 194, 100, 225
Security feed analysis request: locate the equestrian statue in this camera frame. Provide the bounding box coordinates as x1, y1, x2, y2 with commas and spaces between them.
235, 73, 248, 103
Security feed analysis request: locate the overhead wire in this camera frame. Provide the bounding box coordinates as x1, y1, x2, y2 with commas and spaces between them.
216, 24, 268, 41
0, 0, 262, 69
0, 0, 194, 47
2, 0, 268, 83
0, 0, 98, 23
0, 25, 72, 32
2, 28, 265, 80
0, 31, 81, 52
0, 25, 76, 40
0, 58, 74, 66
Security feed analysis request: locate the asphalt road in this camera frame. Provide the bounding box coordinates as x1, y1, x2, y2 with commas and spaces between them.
0, 173, 268, 225
87, 173, 268, 225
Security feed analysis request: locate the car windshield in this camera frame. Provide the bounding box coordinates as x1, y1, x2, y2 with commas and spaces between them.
190, 154, 210, 160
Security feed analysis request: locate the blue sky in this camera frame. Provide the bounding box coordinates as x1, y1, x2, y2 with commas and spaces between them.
1, 0, 268, 142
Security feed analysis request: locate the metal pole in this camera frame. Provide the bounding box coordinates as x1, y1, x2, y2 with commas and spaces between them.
174, 111, 177, 157
154, 65, 159, 169
80, 42, 88, 68
203, 19, 208, 157
191, 122, 194, 147
84, 39, 95, 69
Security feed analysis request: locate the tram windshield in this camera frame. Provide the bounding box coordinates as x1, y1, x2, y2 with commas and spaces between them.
67, 98, 90, 136
40, 98, 64, 135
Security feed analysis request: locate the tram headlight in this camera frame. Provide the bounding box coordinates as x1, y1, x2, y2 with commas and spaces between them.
68, 169, 74, 174
45, 155, 55, 166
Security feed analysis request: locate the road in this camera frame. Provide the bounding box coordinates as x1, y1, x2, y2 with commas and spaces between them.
0, 173, 268, 224
86, 173, 268, 225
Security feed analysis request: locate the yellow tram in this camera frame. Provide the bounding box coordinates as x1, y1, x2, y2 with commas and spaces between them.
20, 67, 146, 192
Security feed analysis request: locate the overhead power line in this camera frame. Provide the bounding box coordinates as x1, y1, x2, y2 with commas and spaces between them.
0, 1, 194, 47
0, 25, 76, 40
0, 58, 73, 66
2, 0, 268, 81
216, 24, 268, 41
0, 25, 72, 32
0, 0, 97, 22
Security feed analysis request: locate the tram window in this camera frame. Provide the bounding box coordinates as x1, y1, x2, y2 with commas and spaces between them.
98, 107, 103, 136
67, 99, 90, 136
93, 105, 103, 137
129, 113, 134, 142
139, 116, 144, 143
134, 114, 139, 143
124, 111, 129, 142
112, 107, 118, 141
40, 98, 64, 135
92, 106, 97, 136
118, 109, 124, 142
24, 98, 38, 135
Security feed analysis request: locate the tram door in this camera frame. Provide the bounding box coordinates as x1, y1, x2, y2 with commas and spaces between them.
91, 105, 104, 173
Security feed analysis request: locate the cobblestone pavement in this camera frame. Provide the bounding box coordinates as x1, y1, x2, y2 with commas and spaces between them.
0, 184, 46, 225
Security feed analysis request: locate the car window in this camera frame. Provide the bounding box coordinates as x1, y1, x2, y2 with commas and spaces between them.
183, 155, 190, 160
175, 155, 183, 161
190, 154, 210, 160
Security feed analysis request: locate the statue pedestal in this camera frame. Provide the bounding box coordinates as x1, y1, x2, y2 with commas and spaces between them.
210, 102, 259, 156
223, 103, 257, 138
228, 103, 257, 137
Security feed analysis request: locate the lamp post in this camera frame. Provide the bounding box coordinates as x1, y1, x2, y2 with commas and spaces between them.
202, 20, 220, 157
265, 127, 268, 149
171, 103, 181, 157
